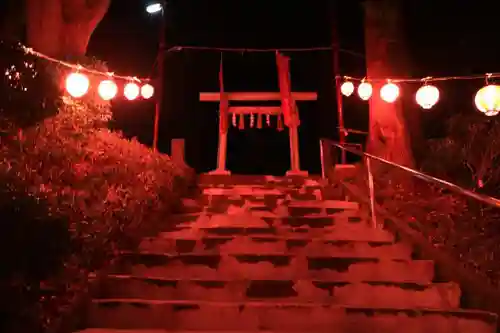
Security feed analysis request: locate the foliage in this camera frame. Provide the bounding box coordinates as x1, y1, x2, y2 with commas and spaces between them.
0, 41, 60, 132
353, 112, 500, 295
370, 172, 500, 289
0, 51, 191, 333
423, 113, 500, 194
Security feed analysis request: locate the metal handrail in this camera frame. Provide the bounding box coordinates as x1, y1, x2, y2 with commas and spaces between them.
320, 139, 500, 228
328, 140, 500, 209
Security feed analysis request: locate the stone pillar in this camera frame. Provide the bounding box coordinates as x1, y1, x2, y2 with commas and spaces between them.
171, 138, 186, 167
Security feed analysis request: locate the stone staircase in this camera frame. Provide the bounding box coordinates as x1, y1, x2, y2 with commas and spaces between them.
76, 175, 497, 333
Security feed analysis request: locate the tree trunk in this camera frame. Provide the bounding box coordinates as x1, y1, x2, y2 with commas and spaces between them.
364, 0, 414, 169
26, 0, 110, 58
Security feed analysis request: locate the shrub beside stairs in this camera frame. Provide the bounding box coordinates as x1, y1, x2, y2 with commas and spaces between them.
75, 175, 498, 332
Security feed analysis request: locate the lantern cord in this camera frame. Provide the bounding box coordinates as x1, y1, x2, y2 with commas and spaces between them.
167, 44, 365, 58
20, 45, 148, 82
11, 40, 500, 85
341, 73, 500, 84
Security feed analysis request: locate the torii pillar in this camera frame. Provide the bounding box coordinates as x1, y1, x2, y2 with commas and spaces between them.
276, 52, 308, 177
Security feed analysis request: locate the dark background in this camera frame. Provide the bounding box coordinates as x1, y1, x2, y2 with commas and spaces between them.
84, 0, 500, 175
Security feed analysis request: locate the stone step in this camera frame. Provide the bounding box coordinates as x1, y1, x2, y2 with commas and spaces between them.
198, 174, 322, 187
177, 200, 360, 216
202, 197, 359, 210
166, 208, 361, 223
86, 300, 497, 332
95, 275, 460, 309
198, 184, 344, 201
159, 225, 394, 243
203, 191, 322, 202
200, 198, 359, 215
138, 236, 411, 259
201, 208, 360, 219
111, 254, 434, 283
183, 214, 368, 229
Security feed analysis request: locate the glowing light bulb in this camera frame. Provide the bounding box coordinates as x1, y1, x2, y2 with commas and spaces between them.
357, 82, 372, 101
141, 84, 154, 99
340, 81, 355, 97
146, 3, 163, 14
124, 82, 140, 100
98, 80, 118, 101
65, 72, 89, 98
416, 85, 440, 109
474, 84, 500, 116
380, 82, 400, 103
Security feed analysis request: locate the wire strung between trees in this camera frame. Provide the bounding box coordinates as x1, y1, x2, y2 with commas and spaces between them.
10, 41, 500, 85
342, 73, 500, 84
21, 45, 148, 82
167, 44, 365, 58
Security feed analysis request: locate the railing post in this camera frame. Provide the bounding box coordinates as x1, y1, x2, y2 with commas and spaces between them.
320, 140, 326, 179
365, 156, 378, 228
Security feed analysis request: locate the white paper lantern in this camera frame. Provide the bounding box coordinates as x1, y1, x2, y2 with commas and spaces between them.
98, 80, 118, 101
380, 82, 400, 103
341, 81, 355, 97
65, 72, 89, 98
416, 85, 440, 109
357, 82, 373, 101
475, 84, 500, 116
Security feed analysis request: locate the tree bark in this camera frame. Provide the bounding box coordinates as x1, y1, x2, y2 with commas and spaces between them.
364, 0, 414, 169
26, 0, 110, 57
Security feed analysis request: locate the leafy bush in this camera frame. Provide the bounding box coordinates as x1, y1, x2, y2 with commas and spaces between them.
423, 113, 500, 194
368, 171, 500, 288
0, 41, 60, 132
0, 48, 192, 333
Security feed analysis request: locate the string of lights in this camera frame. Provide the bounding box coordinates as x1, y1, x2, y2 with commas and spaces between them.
342, 73, 500, 83
8, 41, 500, 112
4, 43, 155, 101
339, 73, 500, 116
21, 45, 149, 82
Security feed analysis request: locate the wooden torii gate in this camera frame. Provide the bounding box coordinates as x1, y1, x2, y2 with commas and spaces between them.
199, 52, 317, 176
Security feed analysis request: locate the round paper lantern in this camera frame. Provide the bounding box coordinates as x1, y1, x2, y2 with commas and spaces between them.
98, 80, 118, 101
65, 72, 89, 98
474, 84, 500, 115
485, 110, 499, 117
380, 82, 400, 103
124, 82, 140, 100
357, 82, 373, 101
141, 84, 155, 99
340, 81, 355, 97
416, 85, 440, 109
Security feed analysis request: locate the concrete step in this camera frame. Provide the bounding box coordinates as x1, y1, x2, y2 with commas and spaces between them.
95, 275, 460, 308
111, 254, 434, 283
177, 199, 360, 216
194, 208, 361, 220
164, 209, 361, 224
202, 191, 322, 202
200, 197, 359, 215
198, 184, 345, 201
138, 236, 411, 259
201, 197, 359, 210
86, 300, 497, 332
202, 189, 356, 206
198, 174, 322, 187
175, 215, 366, 229
159, 224, 394, 243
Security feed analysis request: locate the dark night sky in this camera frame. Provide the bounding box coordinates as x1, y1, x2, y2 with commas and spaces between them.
88, 0, 500, 175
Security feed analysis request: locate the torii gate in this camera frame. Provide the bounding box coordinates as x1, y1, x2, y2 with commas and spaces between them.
199, 52, 317, 176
